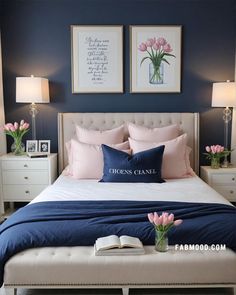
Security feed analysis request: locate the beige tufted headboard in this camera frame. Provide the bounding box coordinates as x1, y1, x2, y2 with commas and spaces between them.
58, 112, 199, 174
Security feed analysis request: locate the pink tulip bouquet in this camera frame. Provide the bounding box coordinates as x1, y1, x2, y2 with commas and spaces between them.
138, 37, 175, 84
148, 212, 183, 252
2, 120, 30, 155
203, 145, 232, 168
204, 145, 230, 160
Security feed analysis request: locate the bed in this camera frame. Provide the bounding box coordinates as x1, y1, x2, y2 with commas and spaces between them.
1, 112, 236, 295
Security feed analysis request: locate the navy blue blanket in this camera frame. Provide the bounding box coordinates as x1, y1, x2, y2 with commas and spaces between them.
0, 200, 236, 287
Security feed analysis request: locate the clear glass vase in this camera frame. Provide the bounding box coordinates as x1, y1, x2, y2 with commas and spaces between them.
211, 157, 220, 169
149, 62, 164, 84
11, 138, 25, 156
155, 230, 168, 252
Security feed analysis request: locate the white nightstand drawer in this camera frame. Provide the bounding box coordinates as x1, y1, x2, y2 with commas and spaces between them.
2, 171, 49, 185
211, 173, 236, 185
2, 160, 48, 171
3, 185, 48, 201
213, 185, 236, 202
0, 153, 57, 213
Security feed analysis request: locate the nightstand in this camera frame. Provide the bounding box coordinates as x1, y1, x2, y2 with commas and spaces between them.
0, 153, 57, 213
200, 166, 236, 203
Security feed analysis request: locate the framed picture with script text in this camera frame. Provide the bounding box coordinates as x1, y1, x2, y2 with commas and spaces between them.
130, 25, 182, 93
71, 25, 123, 93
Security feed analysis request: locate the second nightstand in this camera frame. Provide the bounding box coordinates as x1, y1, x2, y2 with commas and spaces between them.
0, 153, 57, 211
201, 166, 236, 203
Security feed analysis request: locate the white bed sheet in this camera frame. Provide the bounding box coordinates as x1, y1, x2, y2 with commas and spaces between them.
31, 173, 230, 205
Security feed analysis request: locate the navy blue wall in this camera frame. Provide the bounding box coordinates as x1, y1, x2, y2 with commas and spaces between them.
1, 0, 236, 165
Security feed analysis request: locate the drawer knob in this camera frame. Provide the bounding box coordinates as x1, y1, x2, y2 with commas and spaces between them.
25, 190, 30, 194
230, 190, 234, 194
24, 176, 28, 180
24, 164, 28, 168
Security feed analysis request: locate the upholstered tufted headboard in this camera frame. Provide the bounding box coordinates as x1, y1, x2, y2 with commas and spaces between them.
58, 113, 199, 174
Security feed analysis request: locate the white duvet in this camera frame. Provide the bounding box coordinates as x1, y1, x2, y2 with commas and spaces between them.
31, 172, 230, 205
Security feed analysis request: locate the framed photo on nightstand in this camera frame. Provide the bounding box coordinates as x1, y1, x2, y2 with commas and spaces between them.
39, 140, 50, 154
26, 140, 38, 153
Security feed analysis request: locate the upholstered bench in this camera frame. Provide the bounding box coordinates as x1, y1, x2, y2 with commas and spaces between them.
4, 246, 236, 295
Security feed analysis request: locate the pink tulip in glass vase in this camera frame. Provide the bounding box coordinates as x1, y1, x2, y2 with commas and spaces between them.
138, 37, 175, 85
148, 212, 183, 252
2, 120, 30, 155
203, 145, 232, 169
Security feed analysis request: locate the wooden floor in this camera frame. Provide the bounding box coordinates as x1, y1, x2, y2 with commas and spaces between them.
0, 288, 234, 295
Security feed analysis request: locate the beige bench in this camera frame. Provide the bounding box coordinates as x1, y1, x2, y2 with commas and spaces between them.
3, 246, 236, 295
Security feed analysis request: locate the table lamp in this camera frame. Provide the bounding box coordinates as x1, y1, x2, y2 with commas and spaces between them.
16, 75, 50, 140
212, 80, 236, 167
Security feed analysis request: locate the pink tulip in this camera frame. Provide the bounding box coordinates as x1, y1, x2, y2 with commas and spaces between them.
153, 212, 161, 225
211, 145, 216, 154
146, 39, 153, 47
148, 213, 154, 223
153, 42, 160, 50
4, 124, 10, 131
22, 122, 29, 129
216, 145, 222, 153
10, 126, 16, 132
220, 146, 224, 152
205, 146, 211, 152
158, 215, 163, 225
174, 219, 183, 226
163, 44, 172, 53
138, 43, 147, 52
146, 38, 156, 47
168, 213, 174, 223
6, 123, 13, 129
157, 37, 167, 46
14, 122, 19, 130
162, 215, 168, 226
162, 212, 169, 218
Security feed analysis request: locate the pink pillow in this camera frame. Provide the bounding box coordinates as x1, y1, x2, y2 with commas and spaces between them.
65, 140, 73, 175
128, 122, 179, 142
129, 134, 194, 179
70, 139, 130, 179
76, 125, 124, 144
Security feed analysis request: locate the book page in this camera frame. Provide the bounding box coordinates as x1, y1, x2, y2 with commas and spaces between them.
120, 236, 143, 249
95, 235, 121, 251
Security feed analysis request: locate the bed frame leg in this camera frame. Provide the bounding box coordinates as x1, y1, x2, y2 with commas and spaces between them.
5, 288, 17, 295
122, 288, 129, 295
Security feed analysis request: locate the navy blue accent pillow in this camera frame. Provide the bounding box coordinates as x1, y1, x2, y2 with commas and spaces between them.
100, 144, 165, 183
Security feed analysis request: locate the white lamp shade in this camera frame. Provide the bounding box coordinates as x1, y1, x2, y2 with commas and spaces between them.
212, 81, 236, 107
16, 76, 50, 103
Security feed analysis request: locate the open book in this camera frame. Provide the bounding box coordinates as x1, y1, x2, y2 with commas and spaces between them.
94, 235, 145, 256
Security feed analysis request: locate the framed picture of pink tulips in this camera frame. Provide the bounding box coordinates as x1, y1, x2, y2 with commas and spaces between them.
71, 25, 123, 93
130, 25, 182, 93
